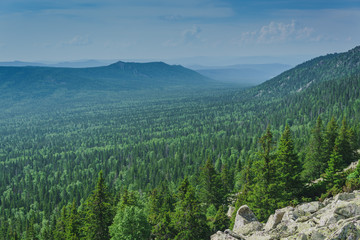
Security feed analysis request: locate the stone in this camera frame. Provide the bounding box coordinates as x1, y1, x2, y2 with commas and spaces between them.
227, 206, 235, 218
334, 202, 360, 218
296, 233, 308, 240
294, 202, 323, 218
334, 192, 355, 202
328, 221, 360, 240
233, 205, 258, 229
210, 231, 243, 240
215, 191, 360, 240
264, 210, 285, 231
233, 221, 263, 236
280, 206, 296, 222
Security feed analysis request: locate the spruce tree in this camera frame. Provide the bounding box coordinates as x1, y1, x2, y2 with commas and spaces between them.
82, 171, 114, 240
53, 207, 67, 240
303, 116, 326, 180
274, 125, 302, 207
323, 116, 338, 163
173, 178, 210, 240
212, 205, 229, 233
199, 159, 224, 208
110, 205, 151, 240
336, 118, 358, 166
248, 126, 277, 221
65, 201, 81, 240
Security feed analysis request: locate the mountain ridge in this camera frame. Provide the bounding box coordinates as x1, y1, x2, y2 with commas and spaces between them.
0, 61, 215, 97
250, 45, 360, 98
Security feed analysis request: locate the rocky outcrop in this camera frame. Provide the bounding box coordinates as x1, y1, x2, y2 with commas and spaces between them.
211, 190, 360, 240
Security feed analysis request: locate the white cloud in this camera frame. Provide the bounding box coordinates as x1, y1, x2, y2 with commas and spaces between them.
164, 25, 202, 47
182, 25, 202, 44
63, 35, 91, 46
241, 20, 321, 44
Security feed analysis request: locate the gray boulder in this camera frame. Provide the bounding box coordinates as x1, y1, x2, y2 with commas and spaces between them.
232, 205, 263, 236
264, 210, 285, 231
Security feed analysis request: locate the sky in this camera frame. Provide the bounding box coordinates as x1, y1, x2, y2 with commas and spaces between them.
1, 0, 360, 65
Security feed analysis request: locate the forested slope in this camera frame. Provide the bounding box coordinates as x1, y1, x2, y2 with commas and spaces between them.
0, 46, 360, 239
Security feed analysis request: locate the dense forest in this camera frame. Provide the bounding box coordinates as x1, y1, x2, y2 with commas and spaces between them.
1, 46, 360, 239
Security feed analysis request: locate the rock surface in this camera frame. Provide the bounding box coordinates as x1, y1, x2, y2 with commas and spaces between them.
211, 190, 360, 240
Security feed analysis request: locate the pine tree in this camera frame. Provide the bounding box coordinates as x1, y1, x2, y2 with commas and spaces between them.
151, 211, 175, 240
336, 118, 358, 166
65, 201, 81, 240
82, 171, 114, 240
53, 207, 67, 240
220, 163, 233, 199
173, 178, 210, 240
303, 116, 326, 180
148, 183, 175, 239
212, 205, 229, 233
110, 205, 151, 240
199, 159, 224, 208
247, 126, 277, 221
274, 125, 302, 207
323, 116, 338, 163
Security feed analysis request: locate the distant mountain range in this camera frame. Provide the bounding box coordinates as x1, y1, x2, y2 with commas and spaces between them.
191, 63, 292, 86
0, 61, 214, 98
0, 60, 115, 68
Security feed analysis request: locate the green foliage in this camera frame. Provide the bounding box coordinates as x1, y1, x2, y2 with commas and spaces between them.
173, 178, 210, 240
274, 125, 302, 206
82, 171, 114, 240
302, 117, 326, 180
211, 205, 229, 233
247, 126, 278, 221
1, 46, 360, 237
199, 159, 226, 208
110, 205, 151, 240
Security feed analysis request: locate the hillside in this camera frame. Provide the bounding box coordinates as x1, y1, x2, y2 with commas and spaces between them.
0, 61, 214, 98
250, 46, 360, 98
0, 46, 360, 239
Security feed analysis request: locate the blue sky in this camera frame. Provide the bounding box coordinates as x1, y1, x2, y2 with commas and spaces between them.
0, 0, 359, 65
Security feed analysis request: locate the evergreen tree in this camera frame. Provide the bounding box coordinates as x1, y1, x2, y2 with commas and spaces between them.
82, 171, 114, 240
173, 178, 210, 240
148, 183, 175, 239
53, 207, 67, 240
211, 205, 229, 233
220, 163, 233, 198
247, 126, 277, 221
324, 145, 343, 185
65, 201, 81, 240
199, 159, 224, 208
151, 211, 175, 240
110, 205, 151, 240
336, 118, 358, 166
303, 116, 326, 180
323, 116, 338, 162
274, 125, 302, 207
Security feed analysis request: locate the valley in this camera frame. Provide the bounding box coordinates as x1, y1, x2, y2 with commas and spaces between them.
0, 46, 360, 239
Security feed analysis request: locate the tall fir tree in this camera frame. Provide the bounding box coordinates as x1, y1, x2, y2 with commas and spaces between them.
173, 178, 210, 240
82, 171, 114, 240
323, 116, 338, 163
303, 116, 326, 180
65, 201, 81, 240
247, 126, 277, 221
199, 159, 225, 208
336, 118, 358, 166
274, 125, 302, 207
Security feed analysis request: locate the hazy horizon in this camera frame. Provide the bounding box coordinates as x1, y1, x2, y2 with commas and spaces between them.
1, 0, 359, 66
